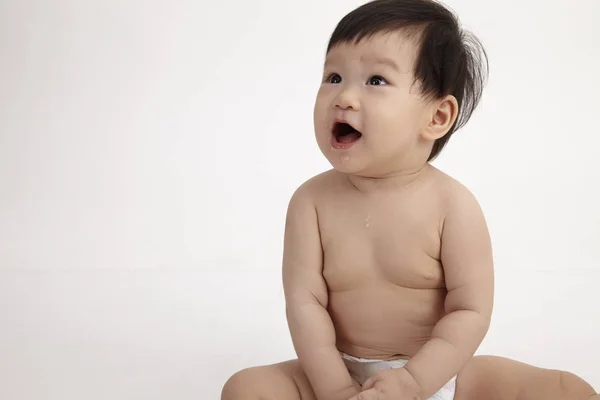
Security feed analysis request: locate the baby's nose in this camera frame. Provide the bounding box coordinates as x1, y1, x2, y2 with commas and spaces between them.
334, 87, 360, 111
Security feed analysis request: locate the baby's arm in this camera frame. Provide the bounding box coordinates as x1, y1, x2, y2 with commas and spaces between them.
404, 184, 494, 398
282, 183, 359, 400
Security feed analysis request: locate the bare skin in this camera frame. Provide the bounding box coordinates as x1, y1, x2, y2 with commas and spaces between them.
317, 167, 488, 362
281, 166, 494, 400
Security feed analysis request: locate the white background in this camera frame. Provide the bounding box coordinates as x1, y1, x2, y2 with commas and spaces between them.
1, 0, 599, 398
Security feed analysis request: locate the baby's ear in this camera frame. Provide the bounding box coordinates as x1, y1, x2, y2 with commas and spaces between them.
421, 95, 459, 141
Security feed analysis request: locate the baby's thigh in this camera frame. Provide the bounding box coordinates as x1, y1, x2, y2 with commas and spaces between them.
455, 355, 597, 400
221, 359, 317, 400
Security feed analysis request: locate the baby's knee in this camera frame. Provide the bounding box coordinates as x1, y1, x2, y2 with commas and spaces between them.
556, 370, 597, 399
221, 367, 264, 400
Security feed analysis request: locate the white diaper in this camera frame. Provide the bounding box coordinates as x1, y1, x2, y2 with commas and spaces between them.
340, 352, 456, 400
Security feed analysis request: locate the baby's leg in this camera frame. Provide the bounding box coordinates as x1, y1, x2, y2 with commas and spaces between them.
220, 359, 316, 400
221, 355, 598, 400
221, 359, 362, 400
456, 356, 597, 400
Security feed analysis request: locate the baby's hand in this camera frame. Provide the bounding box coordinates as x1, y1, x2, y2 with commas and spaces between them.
347, 368, 422, 400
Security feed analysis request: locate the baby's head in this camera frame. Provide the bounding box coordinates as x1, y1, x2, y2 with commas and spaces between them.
313, 0, 488, 177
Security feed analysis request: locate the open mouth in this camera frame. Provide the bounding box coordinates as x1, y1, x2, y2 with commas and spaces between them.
332, 122, 362, 146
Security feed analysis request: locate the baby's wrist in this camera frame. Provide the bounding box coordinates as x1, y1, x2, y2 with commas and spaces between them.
395, 367, 423, 395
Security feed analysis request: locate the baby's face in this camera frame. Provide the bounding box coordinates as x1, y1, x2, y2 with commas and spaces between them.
313, 31, 432, 176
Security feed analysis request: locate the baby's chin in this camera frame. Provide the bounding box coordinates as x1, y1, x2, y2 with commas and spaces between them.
325, 154, 370, 175
325, 152, 404, 178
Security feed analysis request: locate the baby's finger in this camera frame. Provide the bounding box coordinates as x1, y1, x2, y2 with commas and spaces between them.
348, 388, 377, 400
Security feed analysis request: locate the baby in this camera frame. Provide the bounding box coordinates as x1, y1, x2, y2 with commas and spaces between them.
221, 2, 600, 397
221, 1, 600, 400
282, 1, 492, 399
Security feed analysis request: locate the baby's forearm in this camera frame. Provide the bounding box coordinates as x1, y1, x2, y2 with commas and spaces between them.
287, 302, 358, 400
404, 309, 490, 398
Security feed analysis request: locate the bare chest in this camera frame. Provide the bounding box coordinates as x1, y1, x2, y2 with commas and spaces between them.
318, 198, 444, 291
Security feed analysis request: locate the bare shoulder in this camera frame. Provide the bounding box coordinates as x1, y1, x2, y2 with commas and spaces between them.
284, 170, 339, 236
428, 166, 485, 217
288, 169, 343, 207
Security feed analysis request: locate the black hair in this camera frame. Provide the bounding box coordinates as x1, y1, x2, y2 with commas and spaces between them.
326, 0, 488, 161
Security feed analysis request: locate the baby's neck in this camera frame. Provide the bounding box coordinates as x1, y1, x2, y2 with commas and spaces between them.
345, 163, 431, 194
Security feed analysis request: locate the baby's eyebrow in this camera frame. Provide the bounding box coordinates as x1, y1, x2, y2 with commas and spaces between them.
323, 55, 402, 72
361, 55, 401, 72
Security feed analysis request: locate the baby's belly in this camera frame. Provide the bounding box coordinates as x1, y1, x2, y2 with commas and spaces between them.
328, 284, 446, 360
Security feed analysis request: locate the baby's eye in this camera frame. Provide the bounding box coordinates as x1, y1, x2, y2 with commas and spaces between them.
325, 73, 342, 84
368, 75, 388, 86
